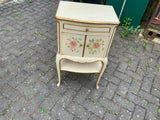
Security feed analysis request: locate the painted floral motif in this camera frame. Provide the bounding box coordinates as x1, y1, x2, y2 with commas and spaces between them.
65, 36, 82, 53
87, 38, 105, 55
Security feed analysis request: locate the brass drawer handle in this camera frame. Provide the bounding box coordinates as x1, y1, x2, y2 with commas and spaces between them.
86, 45, 90, 47
80, 44, 82, 47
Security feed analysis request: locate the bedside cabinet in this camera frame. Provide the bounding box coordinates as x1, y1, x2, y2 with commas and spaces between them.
55, 1, 120, 89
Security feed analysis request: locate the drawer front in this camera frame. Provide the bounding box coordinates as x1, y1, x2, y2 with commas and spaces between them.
63, 23, 111, 33
60, 32, 85, 57
84, 35, 110, 58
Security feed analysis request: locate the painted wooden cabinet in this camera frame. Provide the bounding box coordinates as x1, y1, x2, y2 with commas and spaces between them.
55, 1, 120, 89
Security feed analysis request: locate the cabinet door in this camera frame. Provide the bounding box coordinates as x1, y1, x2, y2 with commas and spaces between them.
61, 32, 85, 57
84, 35, 110, 58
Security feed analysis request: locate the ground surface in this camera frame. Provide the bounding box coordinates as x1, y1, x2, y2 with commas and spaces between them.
0, 0, 160, 120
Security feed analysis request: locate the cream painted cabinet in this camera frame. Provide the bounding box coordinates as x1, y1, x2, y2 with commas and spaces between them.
55, 1, 120, 89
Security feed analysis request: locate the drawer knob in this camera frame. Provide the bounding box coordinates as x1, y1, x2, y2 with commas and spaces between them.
86, 29, 88, 32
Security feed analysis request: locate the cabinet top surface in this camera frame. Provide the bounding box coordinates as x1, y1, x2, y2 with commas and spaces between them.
55, 1, 120, 24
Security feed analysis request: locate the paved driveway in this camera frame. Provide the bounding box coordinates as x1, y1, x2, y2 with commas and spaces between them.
0, 0, 160, 120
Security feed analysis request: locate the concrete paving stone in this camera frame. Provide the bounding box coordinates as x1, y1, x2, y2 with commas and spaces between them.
39, 69, 56, 84
113, 95, 135, 111
34, 61, 50, 73
128, 78, 141, 95
141, 76, 153, 93
88, 114, 102, 120
114, 71, 132, 83
117, 108, 132, 120
153, 75, 160, 90
99, 97, 120, 114
31, 107, 53, 120
24, 92, 46, 115
117, 81, 130, 97
40, 93, 60, 111
6, 97, 27, 118
89, 86, 104, 101
1, 84, 20, 102
73, 87, 91, 104
22, 71, 41, 84
103, 75, 121, 85
132, 105, 145, 120
145, 103, 158, 120
47, 77, 67, 95
138, 90, 159, 105
67, 102, 91, 120
25, 52, 41, 64
13, 111, 32, 120
51, 103, 74, 120
105, 62, 118, 75
151, 87, 160, 98
117, 62, 128, 73
0, 95, 10, 113
0, 115, 8, 120
104, 112, 117, 120
103, 82, 117, 100
57, 89, 76, 108
127, 93, 147, 108
83, 99, 105, 118
125, 70, 143, 81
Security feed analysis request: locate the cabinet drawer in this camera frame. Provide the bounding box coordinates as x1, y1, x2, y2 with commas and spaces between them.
63, 23, 111, 33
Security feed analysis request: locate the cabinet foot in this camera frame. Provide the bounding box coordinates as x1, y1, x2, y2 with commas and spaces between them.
57, 82, 60, 87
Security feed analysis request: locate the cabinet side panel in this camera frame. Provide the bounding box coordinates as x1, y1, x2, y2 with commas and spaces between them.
57, 21, 60, 53
105, 26, 117, 57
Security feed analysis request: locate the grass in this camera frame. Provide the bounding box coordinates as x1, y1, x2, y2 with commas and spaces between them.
4, 28, 9, 31
133, 47, 138, 50
15, 17, 20, 20
40, 108, 49, 114
35, 32, 39, 35
94, 101, 99, 105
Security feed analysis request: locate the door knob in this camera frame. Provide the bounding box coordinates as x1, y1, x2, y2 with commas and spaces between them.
86, 28, 88, 32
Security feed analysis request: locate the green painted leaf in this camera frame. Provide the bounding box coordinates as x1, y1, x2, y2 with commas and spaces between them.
158, 109, 160, 113
102, 41, 104, 43
102, 47, 104, 51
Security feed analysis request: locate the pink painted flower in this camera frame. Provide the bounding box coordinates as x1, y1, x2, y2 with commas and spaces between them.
93, 42, 100, 48
72, 37, 74, 39
70, 41, 77, 47
72, 50, 73, 52
89, 40, 91, 42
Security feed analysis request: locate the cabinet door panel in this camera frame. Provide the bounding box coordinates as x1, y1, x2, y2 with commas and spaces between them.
61, 32, 85, 57
84, 35, 110, 58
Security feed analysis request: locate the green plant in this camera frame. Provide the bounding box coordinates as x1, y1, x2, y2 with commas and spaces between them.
40, 108, 49, 114
29, 0, 32, 3
4, 28, 9, 31
121, 17, 143, 38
